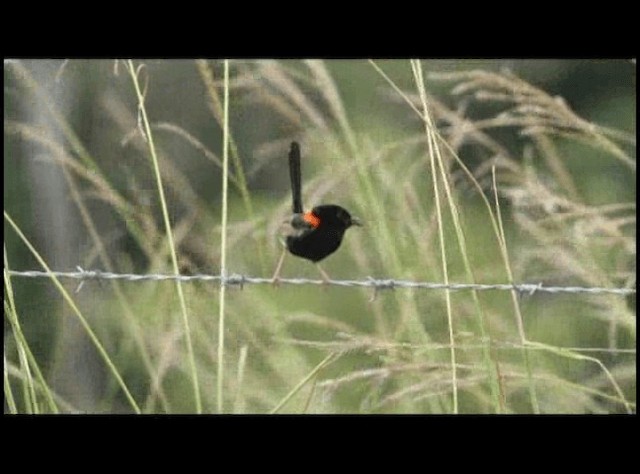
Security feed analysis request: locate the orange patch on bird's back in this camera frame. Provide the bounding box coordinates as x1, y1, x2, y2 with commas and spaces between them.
304, 211, 321, 228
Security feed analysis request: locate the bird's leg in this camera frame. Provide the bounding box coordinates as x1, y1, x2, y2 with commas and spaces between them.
315, 264, 331, 286
271, 248, 287, 287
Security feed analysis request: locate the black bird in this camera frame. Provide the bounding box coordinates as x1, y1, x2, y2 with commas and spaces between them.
272, 142, 362, 283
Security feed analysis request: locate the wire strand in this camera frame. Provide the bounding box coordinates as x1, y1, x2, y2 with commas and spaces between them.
6, 268, 636, 296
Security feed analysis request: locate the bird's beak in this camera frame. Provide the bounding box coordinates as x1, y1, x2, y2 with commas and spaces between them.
351, 216, 363, 227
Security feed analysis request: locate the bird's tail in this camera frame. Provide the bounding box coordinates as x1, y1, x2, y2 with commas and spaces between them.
289, 141, 303, 214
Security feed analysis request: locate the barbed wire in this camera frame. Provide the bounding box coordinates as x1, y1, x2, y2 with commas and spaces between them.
5, 268, 636, 296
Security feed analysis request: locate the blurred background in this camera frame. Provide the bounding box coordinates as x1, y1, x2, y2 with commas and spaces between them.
4, 59, 636, 414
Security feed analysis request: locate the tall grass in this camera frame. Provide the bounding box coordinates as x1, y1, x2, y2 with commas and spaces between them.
4, 59, 635, 413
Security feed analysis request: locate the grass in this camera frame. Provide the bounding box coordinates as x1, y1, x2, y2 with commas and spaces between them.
3, 59, 635, 414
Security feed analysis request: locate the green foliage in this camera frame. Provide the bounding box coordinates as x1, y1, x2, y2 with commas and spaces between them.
4, 59, 635, 414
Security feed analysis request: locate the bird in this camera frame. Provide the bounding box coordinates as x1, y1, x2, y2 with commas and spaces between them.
272, 141, 362, 284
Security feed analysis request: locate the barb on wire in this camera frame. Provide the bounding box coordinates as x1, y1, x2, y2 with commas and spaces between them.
5, 269, 636, 296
